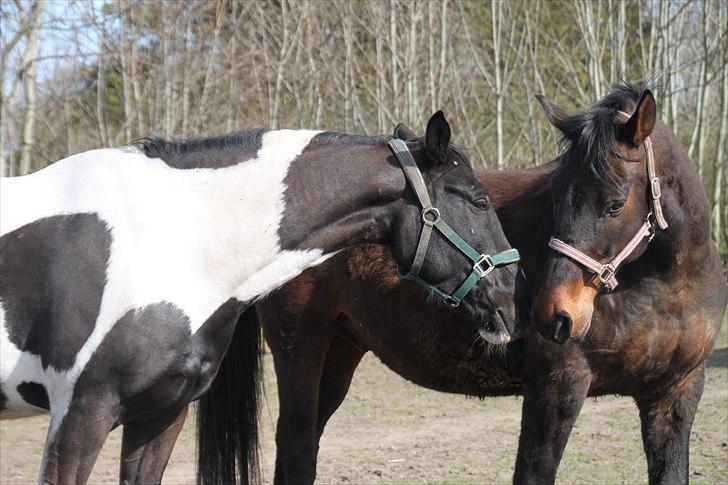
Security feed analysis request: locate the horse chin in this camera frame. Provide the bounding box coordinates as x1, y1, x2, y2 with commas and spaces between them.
478, 326, 511, 345
477, 311, 512, 345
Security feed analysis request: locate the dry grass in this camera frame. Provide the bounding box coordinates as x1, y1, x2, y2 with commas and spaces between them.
2, 324, 726, 485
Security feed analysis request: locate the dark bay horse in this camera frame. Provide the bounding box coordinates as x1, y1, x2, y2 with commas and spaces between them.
0, 112, 526, 483
200, 83, 725, 484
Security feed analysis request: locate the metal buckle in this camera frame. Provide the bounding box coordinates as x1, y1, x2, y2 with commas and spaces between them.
473, 254, 494, 278
650, 177, 661, 199
646, 216, 656, 242
421, 207, 441, 227
443, 295, 460, 308
596, 264, 616, 289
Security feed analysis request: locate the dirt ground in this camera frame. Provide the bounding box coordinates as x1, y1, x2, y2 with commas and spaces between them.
2, 324, 726, 485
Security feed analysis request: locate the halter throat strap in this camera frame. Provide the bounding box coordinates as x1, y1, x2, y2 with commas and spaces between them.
547, 109, 668, 291
388, 138, 520, 307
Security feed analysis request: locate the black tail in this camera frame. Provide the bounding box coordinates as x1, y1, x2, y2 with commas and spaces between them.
197, 306, 262, 485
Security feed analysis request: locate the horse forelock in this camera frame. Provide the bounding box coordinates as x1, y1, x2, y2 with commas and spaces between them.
554, 81, 657, 190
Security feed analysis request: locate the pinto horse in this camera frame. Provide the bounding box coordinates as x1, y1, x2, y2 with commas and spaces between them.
0, 112, 525, 483
199, 83, 725, 484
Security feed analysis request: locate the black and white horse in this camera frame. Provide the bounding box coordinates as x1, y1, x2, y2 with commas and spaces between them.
0, 112, 522, 483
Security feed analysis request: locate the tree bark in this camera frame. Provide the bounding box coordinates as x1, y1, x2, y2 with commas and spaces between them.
492, 1, 504, 169
711, 4, 727, 245
18, 0, 45, 175
118, 0, 134, 143
96, 45, 109, 148
390, 0, 399, 120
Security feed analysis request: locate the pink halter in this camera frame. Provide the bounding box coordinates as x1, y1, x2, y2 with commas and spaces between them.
547, 110, 668, 291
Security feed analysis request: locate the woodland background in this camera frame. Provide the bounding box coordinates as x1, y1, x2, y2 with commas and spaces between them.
1, 0, 727, 254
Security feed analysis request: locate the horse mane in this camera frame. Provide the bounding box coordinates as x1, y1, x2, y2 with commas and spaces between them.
133, 128, 268, 169
135, 128, 471, 169
313, 131, 393, 146
556, 81, 656, 189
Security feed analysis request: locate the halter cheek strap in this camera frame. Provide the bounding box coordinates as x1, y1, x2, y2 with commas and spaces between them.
388, 138, 521, 308
548, 110, 668, 291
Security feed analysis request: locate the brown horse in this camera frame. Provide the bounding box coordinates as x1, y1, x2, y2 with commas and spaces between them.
198, 83, 726, 485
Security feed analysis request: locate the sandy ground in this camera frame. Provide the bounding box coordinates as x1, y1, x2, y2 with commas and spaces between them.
2, 324, 726, 485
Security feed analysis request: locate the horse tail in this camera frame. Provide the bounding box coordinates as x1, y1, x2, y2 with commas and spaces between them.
197, 306, 262, 485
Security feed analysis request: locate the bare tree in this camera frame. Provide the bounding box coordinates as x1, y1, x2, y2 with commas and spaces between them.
1, 0, 725, 251
14, 0, 46, 175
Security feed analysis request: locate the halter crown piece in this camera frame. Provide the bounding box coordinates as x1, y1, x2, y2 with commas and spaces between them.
388, 138, 521, 308
547, 110, 668, 291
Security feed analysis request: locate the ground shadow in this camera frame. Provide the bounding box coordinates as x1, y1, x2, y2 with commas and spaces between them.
707, 347, 727, 368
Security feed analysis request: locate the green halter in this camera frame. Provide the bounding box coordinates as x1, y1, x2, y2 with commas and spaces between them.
389, 138, 521, 308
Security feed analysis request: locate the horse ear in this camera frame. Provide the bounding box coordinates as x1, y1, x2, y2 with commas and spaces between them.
424, 110, 451, 164
618, 89, 656, 147
536, 94, 572, 136
393, 123, 417, 141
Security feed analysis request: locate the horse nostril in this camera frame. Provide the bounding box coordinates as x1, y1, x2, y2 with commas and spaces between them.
550, 311, 573, 344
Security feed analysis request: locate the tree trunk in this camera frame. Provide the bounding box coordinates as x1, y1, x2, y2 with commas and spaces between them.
118, 0, 134, 143
492, 1, 504, 169
687, 5, 708, 174
18, 0, 45, 175
376, 17, 385, 132
343, 9, 352, 132
437, 0, 448, 110
96, 45, 109, 148
130, 5, 145, 136
390, 0, 399, 120
712, 5, 727, 245
428, 0, 436, 115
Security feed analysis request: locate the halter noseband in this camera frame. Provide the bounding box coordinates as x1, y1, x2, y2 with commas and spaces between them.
547, 110, 668, 291
388, 138, 521, 308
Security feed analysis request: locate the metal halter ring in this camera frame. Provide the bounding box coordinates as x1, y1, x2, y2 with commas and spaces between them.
421, 207, 441, 227
473, 254, 495, 278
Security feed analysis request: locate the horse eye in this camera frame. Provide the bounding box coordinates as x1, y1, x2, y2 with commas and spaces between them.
606, 200, 625, 216
473, 198, 490, 211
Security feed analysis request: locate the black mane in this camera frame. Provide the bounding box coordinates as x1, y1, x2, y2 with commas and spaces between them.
556, 81, 654, 188
135, 129, 471, 169
312, 131, 393, 146
135, 129, 268, 169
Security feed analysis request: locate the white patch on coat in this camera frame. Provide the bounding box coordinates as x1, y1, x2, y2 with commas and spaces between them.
0, 305, 47, 418
0, 129, 327, 433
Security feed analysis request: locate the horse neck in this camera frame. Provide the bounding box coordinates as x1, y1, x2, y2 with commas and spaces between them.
179, 131, 407, 304
276, 139, 406, 254
648, 122, 714, 278
480, 165, 555, 284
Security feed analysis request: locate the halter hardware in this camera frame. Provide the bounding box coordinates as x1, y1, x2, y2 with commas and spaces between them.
422, 207, 440, 225
548, 109, 668, 292
473, 254, 495, 278
595, 264, 616, 288
388, 138, 520, 308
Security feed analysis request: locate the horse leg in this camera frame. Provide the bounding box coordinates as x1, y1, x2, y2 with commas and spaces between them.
269, 330, 331, 485
634, 364, 705, 485
513, 340, 591, 485
41, 392, 118, 484
316, 333, 365, 438
119, 406, 188, 484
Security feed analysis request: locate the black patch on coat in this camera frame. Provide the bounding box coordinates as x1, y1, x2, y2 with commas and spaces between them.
0, 386, 7, 411
135, 129, 267, 169
71, 299, 243, 424
17, 381, 50, 410
277, 131, 397, 250
0, 213, 111, 370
